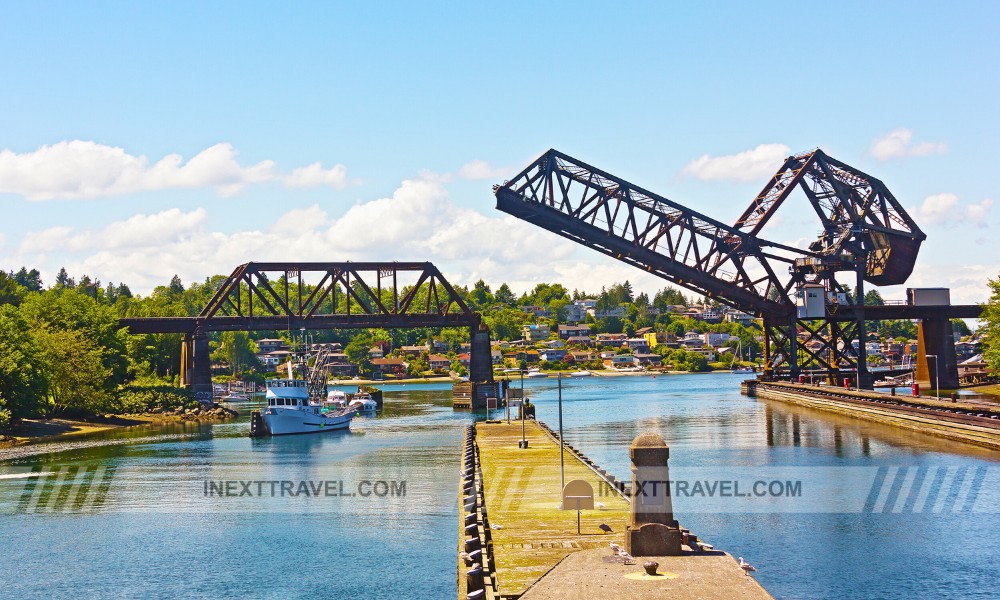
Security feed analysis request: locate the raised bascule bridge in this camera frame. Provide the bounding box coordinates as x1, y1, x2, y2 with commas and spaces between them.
494, 148, 981, 390
120, 262, 496, 403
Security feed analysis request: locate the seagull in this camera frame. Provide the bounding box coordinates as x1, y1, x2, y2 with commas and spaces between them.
491, 523, 503, 530
460, 552, 472, 565
738, 557, 757, 575
609, 542, 621, 555
596, 502, 606, 510
599, 523, 613, 533
620, 551, 635, 565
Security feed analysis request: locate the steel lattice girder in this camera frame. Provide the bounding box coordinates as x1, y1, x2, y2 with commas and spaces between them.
119, 261, 480, 334
736, 150, 925, 286
494, 149, 805, 318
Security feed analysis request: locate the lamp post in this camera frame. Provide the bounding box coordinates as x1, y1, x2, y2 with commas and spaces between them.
557, 372, 564, 494
519, 369, 526, 448
926, 354, 939, 398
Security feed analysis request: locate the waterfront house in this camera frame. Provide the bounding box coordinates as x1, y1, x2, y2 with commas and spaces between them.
626, 337, 650, 352
257, 338, 288, 354
557, 324, 592, 339
522, 323, 550, 342
521, 305, 549, 317
539, 348, 568, 362
401, 345, 429, 357
607, 354, 637, 369
428, 354, 451, 371
566, 335, 594, 347
369, 346, 385, 359
371, 357, 405, 376
595, 333, 627, 347
633, 353, 662, 367
570, 351, 599, 363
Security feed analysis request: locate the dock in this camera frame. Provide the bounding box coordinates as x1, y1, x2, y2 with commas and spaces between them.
744, 380, 1000, 450
459, 420, 773, 599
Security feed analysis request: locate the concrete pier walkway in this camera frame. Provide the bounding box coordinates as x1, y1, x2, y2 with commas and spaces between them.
472, 420, 772, 599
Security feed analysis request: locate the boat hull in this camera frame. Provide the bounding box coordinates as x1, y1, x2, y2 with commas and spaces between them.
262, 407, 353, 435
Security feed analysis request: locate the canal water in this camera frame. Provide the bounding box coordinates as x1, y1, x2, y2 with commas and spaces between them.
1, 375, 998, 599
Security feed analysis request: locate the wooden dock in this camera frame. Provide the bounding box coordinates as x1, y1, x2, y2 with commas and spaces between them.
461, 420, 772, 599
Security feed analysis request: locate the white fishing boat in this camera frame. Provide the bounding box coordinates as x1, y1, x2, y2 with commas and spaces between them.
570, 370, 592, 377
348, 391, 378, 413
525, 368, 548, 378
251, 358, 354, 436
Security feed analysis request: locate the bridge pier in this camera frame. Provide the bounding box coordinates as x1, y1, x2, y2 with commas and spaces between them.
180, 333, 214, 403
915, 317, 959, 392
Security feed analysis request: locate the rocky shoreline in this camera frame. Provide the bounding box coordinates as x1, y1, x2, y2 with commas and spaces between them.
0, 404, 240, 449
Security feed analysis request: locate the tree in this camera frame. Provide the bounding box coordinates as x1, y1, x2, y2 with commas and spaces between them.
212, 331, 259, 375
0, 271, 26, 306
494, 284, 517, 307
168, 275, 185, 297
14, 267, 42, 291
469, 280, 494, 309
981, 275, 1000, 372
952, 319, 972, 339
0, 306, 46, 426
55, 267, 74, 288
19, 289, 129, 390
345, 332, 376, 376
484, 307, 528, 341
863, 289, 885, 306
35, 327, 113, 416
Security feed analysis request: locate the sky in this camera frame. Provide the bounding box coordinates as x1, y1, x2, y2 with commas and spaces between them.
1, 2, 997, 306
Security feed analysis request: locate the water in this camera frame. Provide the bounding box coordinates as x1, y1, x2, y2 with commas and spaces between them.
2, 374, 998, 599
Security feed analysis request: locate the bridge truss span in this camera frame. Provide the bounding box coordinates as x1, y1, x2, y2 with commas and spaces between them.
494, 149, 796, 318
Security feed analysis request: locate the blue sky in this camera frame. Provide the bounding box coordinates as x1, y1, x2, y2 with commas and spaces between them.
1, 2, 997, 304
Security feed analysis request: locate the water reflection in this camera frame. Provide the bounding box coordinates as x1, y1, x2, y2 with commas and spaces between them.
2, 373, 999, 599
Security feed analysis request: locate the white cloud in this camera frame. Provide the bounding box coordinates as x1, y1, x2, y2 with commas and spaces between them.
457, 160, 511, 181
4, 174, 574, 294
0, 141, 349, 200
911, 193, 993, 227
869, 128, 947, 161
680, 143, 791, 182
284, 162, 348, 188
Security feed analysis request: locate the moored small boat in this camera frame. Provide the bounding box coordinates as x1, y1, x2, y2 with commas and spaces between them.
348, 391, 378, 413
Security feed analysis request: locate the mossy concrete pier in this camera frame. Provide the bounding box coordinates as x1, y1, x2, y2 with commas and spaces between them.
458, 420, 773, 599
744, 380, 1000, 450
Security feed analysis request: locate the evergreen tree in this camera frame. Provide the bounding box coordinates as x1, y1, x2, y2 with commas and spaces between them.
14, 267, 42, 291
55, 267, 74, 288
168, 275, 185, 296
494, 283, 517, 307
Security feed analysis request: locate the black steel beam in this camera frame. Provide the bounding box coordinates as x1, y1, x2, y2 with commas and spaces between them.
120, 314, 478, 335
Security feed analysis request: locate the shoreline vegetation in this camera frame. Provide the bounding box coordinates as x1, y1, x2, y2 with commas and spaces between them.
1, 369, 723, 448
0, 404, 238, 449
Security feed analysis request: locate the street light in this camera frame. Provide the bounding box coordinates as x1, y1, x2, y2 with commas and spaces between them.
519, 368, 526, 449
925, 354, 939, 398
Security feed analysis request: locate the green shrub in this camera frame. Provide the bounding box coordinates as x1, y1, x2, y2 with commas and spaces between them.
116, 385, 194, 413
0, 408, 10, 432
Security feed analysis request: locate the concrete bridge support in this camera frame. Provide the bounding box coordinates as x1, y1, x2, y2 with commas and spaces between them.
915, 317, 960, 392
180, 333, 214, 403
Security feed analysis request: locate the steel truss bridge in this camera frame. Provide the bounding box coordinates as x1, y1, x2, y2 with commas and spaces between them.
495, 149, 981, 389
120, 261, 493, 398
